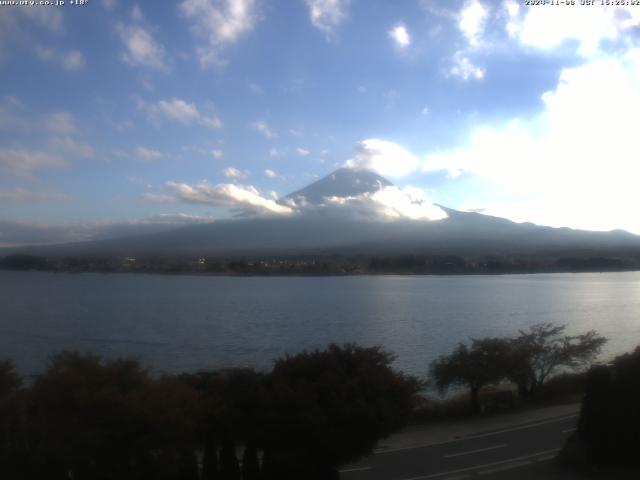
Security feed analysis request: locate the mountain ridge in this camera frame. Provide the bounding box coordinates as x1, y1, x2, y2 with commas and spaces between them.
2, 168, 640, 263
282, 168, 394, 206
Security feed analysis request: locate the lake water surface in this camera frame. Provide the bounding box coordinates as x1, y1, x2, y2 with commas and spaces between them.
1, 270, 640, 377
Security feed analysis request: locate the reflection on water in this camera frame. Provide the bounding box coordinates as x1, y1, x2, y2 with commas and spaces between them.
1, 270, 640, 377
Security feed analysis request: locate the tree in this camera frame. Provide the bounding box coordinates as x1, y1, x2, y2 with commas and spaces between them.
179, 368, 267, 480
570, 345, 640, 467
507, 323, 607, 397
430, 338, 511, 413
0, 360, 22, 478
0, 361, 21, 400
263, 343, 421, 479
23, 351, 199, 480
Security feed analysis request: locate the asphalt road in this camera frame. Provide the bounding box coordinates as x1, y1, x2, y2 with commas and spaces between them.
339, 413, 578, 480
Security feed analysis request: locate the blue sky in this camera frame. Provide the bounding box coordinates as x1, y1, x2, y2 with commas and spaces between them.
1, 0, 640, 245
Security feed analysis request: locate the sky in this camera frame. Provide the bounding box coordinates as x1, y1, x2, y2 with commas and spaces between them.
1, 0, 640, 245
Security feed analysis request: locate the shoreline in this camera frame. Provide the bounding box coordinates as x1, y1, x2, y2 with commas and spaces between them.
2, 266, 640, 278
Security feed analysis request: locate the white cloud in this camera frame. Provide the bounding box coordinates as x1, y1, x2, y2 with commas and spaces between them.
35, 47, 86, 71
345, 138, 420, 178
0, 7, 63, 62
142, 193, 179, 204
167, 181, 294, 215
306, 0, 349, 34
45, 111, 77, 135
252, 121, 275, 138
425, 47, 640, 233
126, 175, 151, 187
285, 183, 447, 222
223, 166, 250, 179
62, 51, 85, 71
211, 148, 224, 159
264, 168, 281, 179
0, 95, 27, 133
179, 0, 258, 66
505, 2, 640, 56
34, 45, 55, 62
51, 137, 95, 159
446, 0, 487, 81
318, 186, 448, 222
137, 213, 213, 225
131, 4, 144, 21
147, 98, 222, 128
135, 146, 163, 161
23, 6, 63, 32
269, 148, 281, 157
449, 50, 484, 80
0, 148, 68, 177
503, 0, 520, 38
149, 98, 199, 123
458, 0, 488, 48
117, 23, 166, 70
201, 114, 223, 128
296, 147, 310, 157
389, 24, 411, 48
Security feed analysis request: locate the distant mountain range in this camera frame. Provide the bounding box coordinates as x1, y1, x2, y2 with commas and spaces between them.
4, 168, 640, 264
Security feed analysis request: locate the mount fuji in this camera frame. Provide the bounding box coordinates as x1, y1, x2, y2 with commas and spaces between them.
5, 168, 640, 265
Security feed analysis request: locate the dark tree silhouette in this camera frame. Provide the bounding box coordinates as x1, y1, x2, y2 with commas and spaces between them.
0, 361, 21, 399
0, 361, 22, 478
572, 345, 640, 467
507, 323, 606, 397
430, 338, 511, 413
180, 367, 267, 480
22, 352, 198, 480
263, 343, 421, 478
241, 443, 260, 480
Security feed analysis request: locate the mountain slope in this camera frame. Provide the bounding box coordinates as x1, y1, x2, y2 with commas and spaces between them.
282, 168, 393, 205
5, 168, 640, 260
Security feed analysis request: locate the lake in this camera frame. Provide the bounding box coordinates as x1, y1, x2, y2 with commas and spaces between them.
1, 270, 639, 378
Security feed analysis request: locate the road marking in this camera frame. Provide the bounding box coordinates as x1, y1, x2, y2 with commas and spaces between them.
444, 443, 507, 458
339, 466, 372, 473
534, 453, 558, 462
562, 427, 576, 433
478, 459, 531, 475
460, 414, 578, 440
398, 448, 560, 480
375, 414, 578, 454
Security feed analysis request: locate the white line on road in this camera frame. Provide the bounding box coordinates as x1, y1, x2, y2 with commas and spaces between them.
375, 414, 578, 454
444, 443, 507, 458
459, 414, 578, 441
339, 466, 372, 473
477, 459, 531, 475
398, 448, 560, 480
534, 453, 558, 462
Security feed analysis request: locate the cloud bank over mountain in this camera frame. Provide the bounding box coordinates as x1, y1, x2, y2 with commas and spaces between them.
424, 47, 640, 233
345, 139, 420, 178
0, 167, 446, 246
